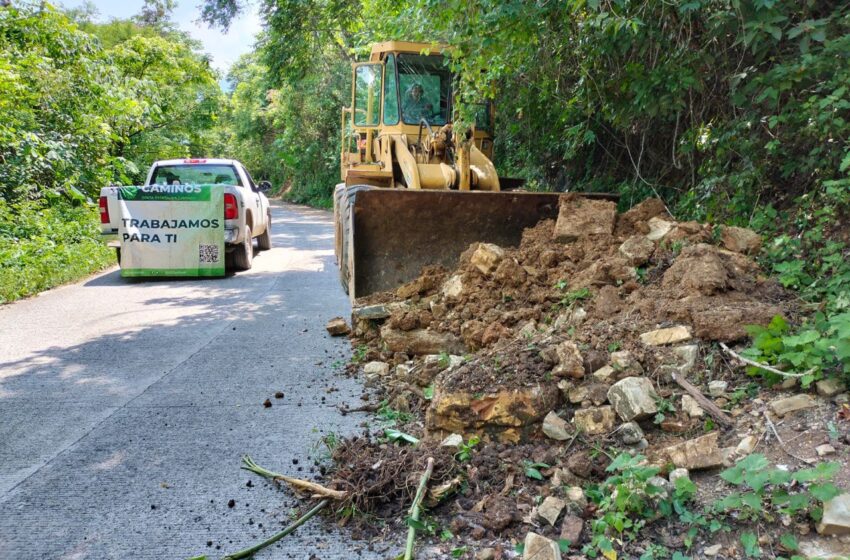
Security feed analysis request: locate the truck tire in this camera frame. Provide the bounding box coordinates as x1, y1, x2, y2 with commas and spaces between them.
230, 225, 253, 271
257, 210, 272, 250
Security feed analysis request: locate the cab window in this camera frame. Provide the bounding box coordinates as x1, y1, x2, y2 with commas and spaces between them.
398, 54, 452, 125
383, 54, 400, 125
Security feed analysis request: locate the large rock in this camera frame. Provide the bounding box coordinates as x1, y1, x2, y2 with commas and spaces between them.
363, 361, 389, 376
654, 432, 723, 470
817, 378, 846, 397
618, 421, 645, 445
607, 377, 658, 421
523, 532, 562, 560
381, 325, 465, 355
542, 411, 571, 441
441, 274, 465, 299
681, 395, 705, 418
769, 394, 817, 417
721, 226, 762, 255
352, 303, 392, 320
471, 243, 504, 275
573, 405, 616, 435
553, 196, 617, 243
427, 383, 561, 443
619, 235, 655, 266
817, 494, 850, 536
640, 326, 692, 346
559, 515, 584, 547
553, 341, 585, 379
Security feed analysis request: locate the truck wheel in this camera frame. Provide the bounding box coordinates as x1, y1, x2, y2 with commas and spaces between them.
231, 225, 253, 271
257, 211, 272, 250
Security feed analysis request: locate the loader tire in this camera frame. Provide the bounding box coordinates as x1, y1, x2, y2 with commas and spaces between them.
257, 211, 272, 250
335, 184, 373, 296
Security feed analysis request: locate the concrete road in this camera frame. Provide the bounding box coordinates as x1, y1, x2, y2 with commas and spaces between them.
0, 203, 392, 559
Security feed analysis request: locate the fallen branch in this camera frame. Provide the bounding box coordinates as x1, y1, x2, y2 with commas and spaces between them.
404, 457, 435, 560
241, 456, 348, 500
223, 499, 329, 560
719, 342, 815, 379
763, 412, 815, 465
338, 403, 380, 414
671, 372, 734, 428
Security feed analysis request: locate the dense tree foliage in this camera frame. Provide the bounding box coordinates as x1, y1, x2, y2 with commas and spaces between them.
0, 2, 222, 302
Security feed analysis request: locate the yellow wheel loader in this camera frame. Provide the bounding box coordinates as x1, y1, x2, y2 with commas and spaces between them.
334, 41, 612, 298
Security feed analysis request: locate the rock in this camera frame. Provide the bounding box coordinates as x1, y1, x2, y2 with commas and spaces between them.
538, 496, 566, 526
543, 411, 572, 441
618, 421, 645, 445
681, 395, 705, 418
440, 433, 464, 448
441, 274, 465, 299
671, 344, 699, 374
567, 385, 588, 404
363, 361, 389, 376
427, 383, 561, 443
721, 226, 762, 255
737, 435, 757, 455
816, 444, 836, 457
564, 486, 587, 515
523, 532, 562, 560
553, 195, 617, 243
559, 514, 584, 547
817, 494, 850, 535
640, 325, 692, 346
690, 302, 784, 342
647, 476, 672, 499
471, 243, 504, 275
553, 341, 585, 379
591, 365, 615, 383
607, 377, 659, 421
475, 549, 496, 560
669, 468, 690, 485
769, 394, 817, 417
325, 317, 351, 336
618, 235, 655, 266
573, 405, 616, 435
381, 325, 465, 355
517, 320, 538, 339
817, 378, 847, 397
352, 303, 394, 320
586, 383, 610, 406
703, 544, 722, 556
396, 363, 414, 378
646, 217, 675, 241
708, 380, 728, 397
655, 432, 724, 470
610, 350, 644, 375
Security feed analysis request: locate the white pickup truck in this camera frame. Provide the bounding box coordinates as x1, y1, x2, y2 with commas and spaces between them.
99, 158, 272, 270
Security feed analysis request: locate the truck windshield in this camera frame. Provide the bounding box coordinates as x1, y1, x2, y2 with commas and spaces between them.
150, 164, 242, 186
398, 54, 452, 126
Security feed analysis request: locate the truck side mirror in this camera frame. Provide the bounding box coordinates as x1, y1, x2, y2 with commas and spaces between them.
258, 180, 272, 192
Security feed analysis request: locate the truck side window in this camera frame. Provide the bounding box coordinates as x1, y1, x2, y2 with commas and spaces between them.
243, 168, 258, 191
383, 54, 400, 125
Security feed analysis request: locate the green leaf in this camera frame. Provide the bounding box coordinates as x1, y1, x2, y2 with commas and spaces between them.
809, 483, 841, 503
741, 532, 760, 557
384, 428, 419, 445
525, 467, 544, 480
779, 533, 799, 552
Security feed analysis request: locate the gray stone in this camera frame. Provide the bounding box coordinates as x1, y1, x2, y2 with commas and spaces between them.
619, 235, 655, 266
816, 444, 836, 457
475, 548, 496, 560
681, 395, 705, 418
703, 544, 722, 556
656, 432, 723, 470
640, 325, 692, 346
619, 421, 645, 445
708, 380, 728, 397
380, 325, 465, 355
553, 197, 616, 243
591, 365, 615, 383
669, 468, 690, 485
523, 532, 562, 560
573, 405, 616, 435
440, 433, 464, 448
671, 344, 699, 374
471, 243, 504, 275
647, 476, 672, 499
542, 411, 571, 441
363, 361, 389, 376
567, 385, 588, 404
564, 486, 587, 515
817, 494, 850, 535
721, 226, 762, 254
352, 303, 391, 320
538, 496, 566, 526
736, 435, 757, 455
817, 378, 847, 397
610, 350, 644, 374
553, 340, 584, 379
769, 394, 817, 417
607, 377, 659, 421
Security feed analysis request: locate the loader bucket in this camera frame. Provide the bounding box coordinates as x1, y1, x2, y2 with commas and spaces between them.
334, 186, 617, 300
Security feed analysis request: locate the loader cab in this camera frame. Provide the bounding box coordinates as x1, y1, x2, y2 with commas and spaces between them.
344, 41, 496, 188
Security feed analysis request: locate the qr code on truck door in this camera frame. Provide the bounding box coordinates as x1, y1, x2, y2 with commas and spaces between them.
199, 244, 220, 263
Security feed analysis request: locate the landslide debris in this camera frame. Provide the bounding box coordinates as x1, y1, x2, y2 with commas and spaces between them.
314, 196, 848, 558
